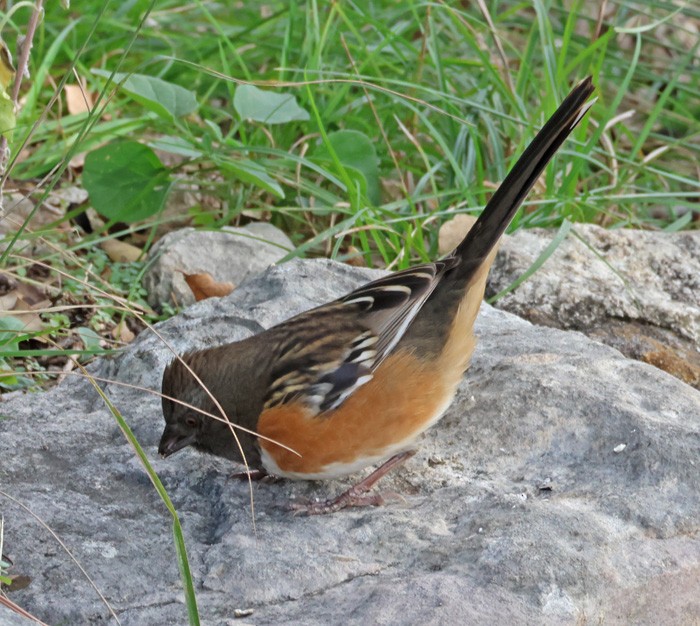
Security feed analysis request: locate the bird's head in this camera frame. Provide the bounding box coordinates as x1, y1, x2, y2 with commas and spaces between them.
158, 343, 266, 463
159, 353, 215, 457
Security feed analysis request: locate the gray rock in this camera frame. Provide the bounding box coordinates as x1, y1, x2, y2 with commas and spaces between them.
488, 224, 700, 389
142, 222, 294, 309
1, 259, 699, 625
0, 605, 38, 626
489, 224, 700, 342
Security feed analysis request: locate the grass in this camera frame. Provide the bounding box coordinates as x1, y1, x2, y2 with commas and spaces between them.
0, 1, 698, 623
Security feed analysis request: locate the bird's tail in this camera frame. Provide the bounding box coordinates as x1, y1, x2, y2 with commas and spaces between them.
452, 76, 595, 279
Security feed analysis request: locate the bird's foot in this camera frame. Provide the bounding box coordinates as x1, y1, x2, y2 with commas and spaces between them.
288, 450, 415, 515
289, 489, 404, 515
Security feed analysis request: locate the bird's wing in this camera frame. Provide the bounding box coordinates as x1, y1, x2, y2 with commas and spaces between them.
263, 260, 455, 414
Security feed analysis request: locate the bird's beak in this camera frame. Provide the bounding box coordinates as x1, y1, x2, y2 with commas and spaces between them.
158, 425, 197, 458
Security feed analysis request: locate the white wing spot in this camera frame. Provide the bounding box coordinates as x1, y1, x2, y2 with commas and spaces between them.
344, 295, 375, 306
350, 349, 376, 364
378, 285, 412, 294
353, 335, 378, 350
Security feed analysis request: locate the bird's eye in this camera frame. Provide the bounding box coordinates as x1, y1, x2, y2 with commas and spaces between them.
185, 416, 198, 429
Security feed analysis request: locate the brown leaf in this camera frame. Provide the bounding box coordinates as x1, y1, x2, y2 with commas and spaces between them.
65, 83, 94, 115
182, 272, 234, 301
0, 288, 47, 335
0, 292, 17, 310
344, 245, 366, 267
0, 39, 16, 91
15, 280, 47, 307
13, 300, 46, 333
69, 151, 86, 170
438, 214, 477, 255
5, 574, 32, 592
0, 192, 62, 235
101, 239, 143, 263
112, 319, 135, 344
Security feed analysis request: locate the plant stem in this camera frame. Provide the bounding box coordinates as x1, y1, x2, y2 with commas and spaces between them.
0, 0, 45, 198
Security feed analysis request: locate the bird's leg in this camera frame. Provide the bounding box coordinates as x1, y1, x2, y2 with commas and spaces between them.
291, 450, 416, 515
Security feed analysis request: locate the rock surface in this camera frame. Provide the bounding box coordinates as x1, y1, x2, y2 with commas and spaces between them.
488, 224, 700, 388
0, 605, 36, 626
489, 223, 699, 340
142, 222, 293, 309
1, 259, 699, 625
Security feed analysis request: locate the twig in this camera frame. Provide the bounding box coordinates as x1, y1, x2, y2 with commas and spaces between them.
0, 0, 45, 195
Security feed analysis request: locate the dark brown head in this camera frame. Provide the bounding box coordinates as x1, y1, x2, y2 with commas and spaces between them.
158, 342, 268, 466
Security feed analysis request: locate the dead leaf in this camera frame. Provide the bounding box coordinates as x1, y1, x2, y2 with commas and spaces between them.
0, 291, 46, 334
438, 214, 477, 255
344, 245, 366, 267
182, 272, 234, 301
69, 151, 86, 170
15, 280, 48, 306
0, 192, 63, 235
0, 39, 15, 90
0, 39, 16, 142
112, 319, 135, 344
4, 574, 32, 592
0, 292, 17, 310
65, 82, 94, 115
101, 239, 143, 263
0, 278, 50, 335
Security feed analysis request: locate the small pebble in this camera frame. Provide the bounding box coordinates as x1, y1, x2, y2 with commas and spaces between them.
613, 443, 626, 453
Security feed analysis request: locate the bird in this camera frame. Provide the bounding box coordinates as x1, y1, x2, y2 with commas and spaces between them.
159, 77, 595, 514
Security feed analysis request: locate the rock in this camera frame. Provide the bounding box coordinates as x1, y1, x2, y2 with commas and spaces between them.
489, 224, 700, 387
142, 222, 293, 309
489, 224, 699, 340
1, 259, 699, 625
0, 605, 37, 626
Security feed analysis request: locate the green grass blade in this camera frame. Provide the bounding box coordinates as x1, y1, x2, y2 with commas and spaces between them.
488, 218, 573, 303
86, 377, 200, 626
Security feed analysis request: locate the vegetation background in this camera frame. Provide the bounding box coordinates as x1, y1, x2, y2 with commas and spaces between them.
1, 0, 699, 388
0, 0, 698, 622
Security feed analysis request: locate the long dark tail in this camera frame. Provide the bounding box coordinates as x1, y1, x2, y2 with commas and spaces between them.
453, 76, 595, 277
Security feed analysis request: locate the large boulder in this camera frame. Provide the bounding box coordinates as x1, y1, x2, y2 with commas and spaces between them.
1, 259, 698, 625
489, 224, 700, 388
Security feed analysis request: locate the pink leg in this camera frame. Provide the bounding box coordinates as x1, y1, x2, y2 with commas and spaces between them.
290, 450, 416, 515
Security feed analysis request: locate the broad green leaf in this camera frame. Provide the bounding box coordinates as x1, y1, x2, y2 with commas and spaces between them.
149, 136, 204, 159
93, 69, 198, 119
215, 157, 284, 198
0, 368, 20, 389
315, 130, 380, 205
0, 316, 25, 352
83, 140, 172, 222
233, 84, 309, 124
75, 327, 103, 351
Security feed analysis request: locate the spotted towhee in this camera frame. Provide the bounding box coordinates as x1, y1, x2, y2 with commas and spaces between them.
159, 77, 595, 514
